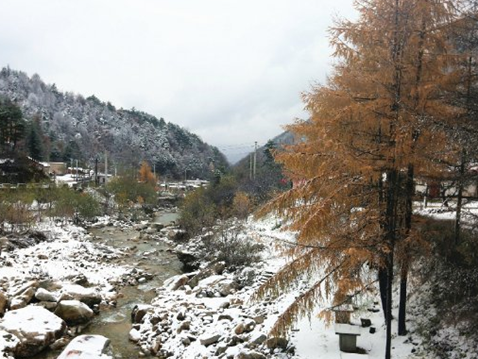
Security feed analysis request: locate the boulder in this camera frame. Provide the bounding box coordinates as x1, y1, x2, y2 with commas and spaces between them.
10, 287, 36, 310
54, 300, 94, 325
129, 328, 141, 342
218, 280, 237, 296
265, 337, 289, 351
0, 306, 66, 358
60, 284, 101, 307
131, 304, 153, 323
0, 291, 8, 316
9, 281, 39, 297
164, 274, 190, 291
35, 288, 58, 302
188, 262, 226, 288
234, 320, 255, 335
249, 333, 267, 346
199, 333, 221, 346
57, 335, 113, 359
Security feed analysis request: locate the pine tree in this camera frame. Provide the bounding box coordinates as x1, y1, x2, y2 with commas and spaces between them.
27, 115, 45, 161
0, 97, 25, 153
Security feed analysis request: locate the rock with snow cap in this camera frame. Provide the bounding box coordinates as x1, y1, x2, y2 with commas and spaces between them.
249, 333, 267, 346
35, 287, 58, 302
131, 304, 153, 323
0, 306, 66, 358
199, 332, 222, 346
9, 286, 36, 310
57, 334, 113, 359
60, 284, 102, 307
234, 319, 255, 335
54, 300, 94, 325
129, 328, 142, 342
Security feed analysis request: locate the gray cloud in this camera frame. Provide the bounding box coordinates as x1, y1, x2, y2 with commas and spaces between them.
0, 0, 356, 162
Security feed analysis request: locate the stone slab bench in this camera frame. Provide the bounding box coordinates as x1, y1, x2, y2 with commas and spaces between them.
335, 323, 361, 353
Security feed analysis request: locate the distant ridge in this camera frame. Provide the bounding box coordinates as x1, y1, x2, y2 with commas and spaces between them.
0, 67, 228, 179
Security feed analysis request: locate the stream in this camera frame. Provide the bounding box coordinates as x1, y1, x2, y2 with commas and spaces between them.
32, 211, 183, 359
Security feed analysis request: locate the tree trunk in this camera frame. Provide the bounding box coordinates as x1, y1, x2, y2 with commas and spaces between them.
454, 152, 466, 246
384, 169, 399, 359
398, 164, 414, 335
398, 262, 408, 335
385, 248, 394, 359
379, 267, 388, 319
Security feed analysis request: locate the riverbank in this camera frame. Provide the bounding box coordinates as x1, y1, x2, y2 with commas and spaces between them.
0, 210, 184, 359
130, 215, 437, 359
0, 207, 470, 359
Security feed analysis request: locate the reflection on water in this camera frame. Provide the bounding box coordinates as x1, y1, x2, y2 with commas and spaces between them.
33, 212, 183, 359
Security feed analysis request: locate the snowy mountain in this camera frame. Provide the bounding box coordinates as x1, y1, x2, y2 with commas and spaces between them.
0, 67, 228, 179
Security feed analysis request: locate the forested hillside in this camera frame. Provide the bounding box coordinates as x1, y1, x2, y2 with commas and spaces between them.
0, 67, 228, 179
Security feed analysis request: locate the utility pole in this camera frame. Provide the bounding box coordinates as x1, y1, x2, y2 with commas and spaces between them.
249, 153, 253, 180
95, 158, 98, 186
104, 151, 108, 185
253, 141, 257, 180
76, 160, 79, 182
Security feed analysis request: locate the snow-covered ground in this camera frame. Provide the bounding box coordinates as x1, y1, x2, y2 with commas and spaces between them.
0, 204, 476, 358
131, 216, 433, 359
0, 220, 128, 286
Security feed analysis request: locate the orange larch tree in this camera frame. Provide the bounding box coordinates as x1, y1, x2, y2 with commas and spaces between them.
255, 1, 458, 358
138, 161, 157, 186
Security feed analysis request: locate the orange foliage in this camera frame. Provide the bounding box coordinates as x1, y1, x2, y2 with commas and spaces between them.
138, 161, 157, 185
254, 0, 460, 346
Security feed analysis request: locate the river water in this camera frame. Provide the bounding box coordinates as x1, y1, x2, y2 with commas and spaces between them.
32, 211, 183, 359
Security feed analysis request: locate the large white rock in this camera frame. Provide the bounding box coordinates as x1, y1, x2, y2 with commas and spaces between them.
35, 288, 58, 302
0, 306, 66, 358
60, 284, 102, 307
128, 328, 141, 342
57, 334, 113, 359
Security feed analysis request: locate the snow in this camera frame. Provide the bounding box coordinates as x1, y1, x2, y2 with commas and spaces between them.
0, 203, 475, 358
57, 334, 113, 359
0, 306, 64, 335
128, 215, 430, 359
0, 220, 128, 286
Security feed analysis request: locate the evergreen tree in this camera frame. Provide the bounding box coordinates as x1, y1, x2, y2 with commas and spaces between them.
0, 97, 25, 153
26, 115, 45, 161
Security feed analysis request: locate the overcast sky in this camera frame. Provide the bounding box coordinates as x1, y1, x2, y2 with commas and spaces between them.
0, 0, 356, 162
